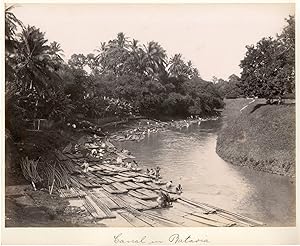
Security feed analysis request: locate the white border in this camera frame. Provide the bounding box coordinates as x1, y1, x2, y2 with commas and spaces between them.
1, 1, 298, 245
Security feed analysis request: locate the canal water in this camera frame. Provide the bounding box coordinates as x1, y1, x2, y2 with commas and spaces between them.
115, 119, 296, 226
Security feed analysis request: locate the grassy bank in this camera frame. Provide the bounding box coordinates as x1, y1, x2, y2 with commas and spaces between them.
216, 98, 295, 177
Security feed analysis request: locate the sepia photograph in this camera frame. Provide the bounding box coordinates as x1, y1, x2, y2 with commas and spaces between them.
3, 1, 296, 235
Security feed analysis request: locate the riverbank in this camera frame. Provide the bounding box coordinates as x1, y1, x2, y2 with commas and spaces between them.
216, 98, 295, 178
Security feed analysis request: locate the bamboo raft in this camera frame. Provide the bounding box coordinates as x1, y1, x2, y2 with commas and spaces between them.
55, 135, 264, 227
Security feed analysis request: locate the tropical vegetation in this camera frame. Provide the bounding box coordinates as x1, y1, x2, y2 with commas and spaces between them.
239, 15, 295, 103
5, 6, 224, 142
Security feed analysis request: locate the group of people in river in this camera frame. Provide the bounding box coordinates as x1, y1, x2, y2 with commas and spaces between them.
145, 166, 161, 180
110, 116, 221, 143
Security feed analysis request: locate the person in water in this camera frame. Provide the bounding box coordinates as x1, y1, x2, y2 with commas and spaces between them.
166, 181, 173, 189
150, 168, 155, 176
133, 160, 139, 167
157, 190, 172, 207
176, 184, 183, 194
145, 168, 150, 175
154, 167, 161, 179
81, 160, 89, 173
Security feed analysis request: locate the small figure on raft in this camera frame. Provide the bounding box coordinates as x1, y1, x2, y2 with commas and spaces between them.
176, 184, 183, 194
145, 167, 161, 180
116, 156, 123, 164
157, 190, 174, 208
145, 168, 150, 175
155, 166, 161, 180
149, 168, 155, 176
125, 160, 139, 170
81, 160, 89, 173
166, 180, 173, 189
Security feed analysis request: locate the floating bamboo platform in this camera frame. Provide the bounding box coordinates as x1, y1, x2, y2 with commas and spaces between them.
55, 135, 264, 227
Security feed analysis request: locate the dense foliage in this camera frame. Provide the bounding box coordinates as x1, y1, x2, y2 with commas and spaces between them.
239, 16, 295, 102
214, 74, 243, 99
5, 6, 224, 138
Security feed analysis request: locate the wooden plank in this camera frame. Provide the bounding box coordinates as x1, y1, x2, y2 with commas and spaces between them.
100, 177, 114, 184
191, 212, 237, 227
118, 194, 149, 211
118, 210, 151, 227
114, 175, 133, 182
102, 164, 128, 172
202, 203, 264, 226
88, 166, 103, 172
70, 176, 83, 188
145, 182, 164, 190
102, 192, 127, 209
128, 210, 167, 227
105, 176, 124, 182
101, 164, 120, 172
92, 173, 110, 184
73, 187, 87, 197
92, 193, 120, 210
123, 181, 142, 189
144, 208, 201, 227
178, 199, 254, 226
172, 201, 199, 214
119, 172, 139, 178
109, 183, 128, 193
178, 198, 216, 213
131, 176, 152, 183
142, 210, 183, 227
74, 176, 94, 188
111, 182, 132, 191
101, 170, 117, 176
102, 184, 127, 194
136, 188, 158, 199
85, 196, 108, 219
128, 190, 149, 200
89, 194, 116, 218
183, 214, 228, 227
84, 199, 99, 218
137, 182, 156, 190
208, 212, 252, 227
129, 197, 158, 209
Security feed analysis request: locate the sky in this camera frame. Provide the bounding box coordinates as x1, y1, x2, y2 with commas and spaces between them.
10, 3, 295, 81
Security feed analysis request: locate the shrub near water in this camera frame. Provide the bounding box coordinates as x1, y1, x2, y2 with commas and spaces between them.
216, 99, 295, 177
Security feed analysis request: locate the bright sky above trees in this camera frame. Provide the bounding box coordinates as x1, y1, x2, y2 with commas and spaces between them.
11, 3, 294, 81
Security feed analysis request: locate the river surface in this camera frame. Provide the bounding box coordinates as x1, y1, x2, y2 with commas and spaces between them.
115, 119, 296, 226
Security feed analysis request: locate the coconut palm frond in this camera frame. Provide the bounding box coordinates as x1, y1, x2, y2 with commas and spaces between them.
20, 156, 42, 190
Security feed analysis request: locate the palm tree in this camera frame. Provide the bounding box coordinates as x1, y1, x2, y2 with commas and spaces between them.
130, 39, 139, 52
96, 33, 131, 76
49, 41, 64, 71
168, 53, 186, 78
110, 32, 129, 49
5, 5, 23, 53
15, 25, 62, 94
168, 54, 199, 79
142, 41, 167, 80
186, 60, 200, 79
5, 5, 24, 88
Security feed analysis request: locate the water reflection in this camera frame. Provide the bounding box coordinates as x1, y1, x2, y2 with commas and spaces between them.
115, 119, 295, 226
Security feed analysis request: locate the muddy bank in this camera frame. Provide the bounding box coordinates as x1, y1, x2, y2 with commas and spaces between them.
216, 99, 295, 178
